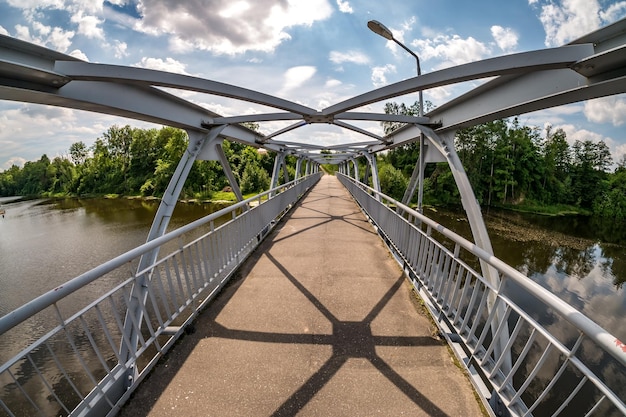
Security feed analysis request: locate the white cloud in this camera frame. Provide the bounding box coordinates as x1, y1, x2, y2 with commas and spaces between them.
600, 2, 626, 22
329, 50, 370, 65
71, 11, 104, 39
491, 25, 518, 52
412, 35, 491, 69
0, 25, 8, 36
538, 0, 600, 46
13, 22, 75, 52
325, 79, 342, 88
584, 96, 626, 127
336, 0, 353, 13
133, 0, 333, 55
280, 66, 317, 93
371, 64, 396, 88
69, 49, 89, 61
134, 57, 189, 75
3, 157, 27, 170
112, 40, 128, 59
534, 0, 626, 47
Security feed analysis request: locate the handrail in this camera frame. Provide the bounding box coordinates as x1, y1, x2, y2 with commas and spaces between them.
338, 173, 625, 416
0, 175, 312, 336
338, 173, 625, 367
0, 172, 320, 417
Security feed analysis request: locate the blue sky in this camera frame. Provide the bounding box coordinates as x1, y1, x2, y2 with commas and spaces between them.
0, 0, 625, 170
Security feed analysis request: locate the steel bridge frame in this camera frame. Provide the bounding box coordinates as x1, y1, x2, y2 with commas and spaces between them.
1, 17, 626, 417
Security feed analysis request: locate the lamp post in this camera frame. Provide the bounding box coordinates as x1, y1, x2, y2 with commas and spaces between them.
368, 20, 425, 212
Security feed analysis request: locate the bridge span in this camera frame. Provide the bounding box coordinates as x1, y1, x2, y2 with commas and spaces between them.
1, 17, 626, 417
118, 174, 484, 417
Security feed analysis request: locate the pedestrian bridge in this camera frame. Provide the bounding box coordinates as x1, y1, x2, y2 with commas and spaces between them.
1, 18, 626, 417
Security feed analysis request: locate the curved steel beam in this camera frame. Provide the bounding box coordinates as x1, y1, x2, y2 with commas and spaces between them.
321, 44, 594, 116
54, 61, 317, 116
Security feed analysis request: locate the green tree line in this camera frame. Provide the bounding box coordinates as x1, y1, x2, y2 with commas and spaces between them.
375, 112, 626, 220
0, 125, 285, 200
2, 118, 625, 221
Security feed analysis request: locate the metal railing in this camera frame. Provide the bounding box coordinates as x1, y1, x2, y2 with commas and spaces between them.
0, 172, 321, 417
338, 173, 626, 417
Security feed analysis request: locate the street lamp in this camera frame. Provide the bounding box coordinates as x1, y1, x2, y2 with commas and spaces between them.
368, 19, 425, 211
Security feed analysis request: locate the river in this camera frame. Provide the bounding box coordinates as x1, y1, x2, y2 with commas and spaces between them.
0, 196, 624, 415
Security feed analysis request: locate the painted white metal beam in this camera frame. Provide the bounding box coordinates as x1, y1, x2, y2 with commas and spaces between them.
321, 44, 594, 116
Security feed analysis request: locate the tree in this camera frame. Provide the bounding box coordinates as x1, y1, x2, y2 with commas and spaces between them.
570, 140, 612, 209
69, 141, 88, 165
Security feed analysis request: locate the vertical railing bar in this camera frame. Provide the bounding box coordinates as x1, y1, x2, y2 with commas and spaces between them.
467, 285, 491, 344
144, 276, 166, 329
0, 397, 17, 417
427, 244, 441, 291
127, 281, 162, 353
107, 294, 137, 364
119, 286, 148, 349
453, 270, 473, 325
209, 231, 219, 278
436, 250, 453, 300
45, 341, 84, 400
499, 328, 538, 390
551, 376, 588, 417
54, 311, 118, 412
443, 260, 460, 314
165, 256, 183, 308
479, 301, 512, 364
153, 266, 173, 320
489, 313, 524, 378
191, 242, 204, 291
171, 255, 187, 311
195, 239, 209, 287
94, 304, 123, 364
510, 343, 554, 405
199, 235, 211, 285
583, 396, 605, 417
440, 258, 458, 310
523, 334, 585, 416
420, 238, 433, 281
178, 250, 196, 309
185, 244, 199, 296
416, 231, 429, 277
78, 315, 111, 373
425, 245, 440, 289
462, 283, 486, 341
408, 227, 418, 267
26, 353, 72, 415
7, 368, 45, 416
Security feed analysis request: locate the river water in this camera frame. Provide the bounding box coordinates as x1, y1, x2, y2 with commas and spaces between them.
0, 196, 625, 415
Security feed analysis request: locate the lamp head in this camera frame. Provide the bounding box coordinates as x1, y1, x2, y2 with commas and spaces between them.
367, 20, 394, 41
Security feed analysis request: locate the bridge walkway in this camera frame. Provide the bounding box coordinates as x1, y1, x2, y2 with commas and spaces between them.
119, 174, 485, 417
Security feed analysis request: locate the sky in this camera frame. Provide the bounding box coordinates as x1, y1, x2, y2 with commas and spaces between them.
0, 0, 626, 170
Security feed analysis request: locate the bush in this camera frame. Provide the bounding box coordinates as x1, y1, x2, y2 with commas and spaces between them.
241, 163, 270, 194
379, 164, 407, 201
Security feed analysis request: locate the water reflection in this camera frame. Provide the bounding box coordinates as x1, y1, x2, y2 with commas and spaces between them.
426, 207, 626, 343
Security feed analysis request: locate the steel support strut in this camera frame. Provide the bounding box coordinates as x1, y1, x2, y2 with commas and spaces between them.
119, 126, 226, 385
421, 127, 512, 373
